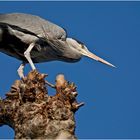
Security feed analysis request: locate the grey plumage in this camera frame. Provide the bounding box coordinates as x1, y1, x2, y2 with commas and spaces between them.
0, 13, 115, 77
0, 13, 66, 39
0, 13, 82, 63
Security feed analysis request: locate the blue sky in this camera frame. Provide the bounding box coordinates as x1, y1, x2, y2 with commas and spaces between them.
0, 1, 140, 139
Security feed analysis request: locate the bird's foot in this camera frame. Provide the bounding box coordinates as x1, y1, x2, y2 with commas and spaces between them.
17, 63, 25, 79
45, 80, 56, 88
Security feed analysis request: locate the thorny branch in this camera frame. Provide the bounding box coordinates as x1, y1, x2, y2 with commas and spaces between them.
0, 70, 84, 139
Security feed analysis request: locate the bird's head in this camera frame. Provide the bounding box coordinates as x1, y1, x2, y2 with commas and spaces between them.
66, 38, 115, 67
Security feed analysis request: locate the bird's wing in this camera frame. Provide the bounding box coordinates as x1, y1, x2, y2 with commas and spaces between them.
0, 13, 67, 40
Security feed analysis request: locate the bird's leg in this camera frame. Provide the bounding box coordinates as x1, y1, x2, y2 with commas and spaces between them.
17, 62, 25, 78
45, 81, 56, 88
24, 42, 36, 70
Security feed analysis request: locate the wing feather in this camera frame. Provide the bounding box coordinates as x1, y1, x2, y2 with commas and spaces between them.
0, 13, 67, 40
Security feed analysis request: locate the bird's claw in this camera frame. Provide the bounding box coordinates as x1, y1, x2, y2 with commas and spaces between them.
71, 92, 78, 97
75, 102, 85, 108
17, 63, 25, 79
45, 81, 56, 88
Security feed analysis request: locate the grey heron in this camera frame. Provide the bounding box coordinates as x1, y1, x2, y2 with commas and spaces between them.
0, 13, 115, 78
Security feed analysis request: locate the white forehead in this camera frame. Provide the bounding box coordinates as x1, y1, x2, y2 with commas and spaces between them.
66, 38, 80, 46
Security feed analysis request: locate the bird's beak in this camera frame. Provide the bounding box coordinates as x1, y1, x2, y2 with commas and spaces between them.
82, 49, 116, 68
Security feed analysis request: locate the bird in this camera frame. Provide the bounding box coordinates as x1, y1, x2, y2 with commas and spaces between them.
0, 13, 115, 78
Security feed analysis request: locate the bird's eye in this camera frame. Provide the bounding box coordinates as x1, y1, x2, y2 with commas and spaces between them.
81, 45, 85, 49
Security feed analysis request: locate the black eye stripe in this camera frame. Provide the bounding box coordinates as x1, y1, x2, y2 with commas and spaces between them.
72, 38, 84, 46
